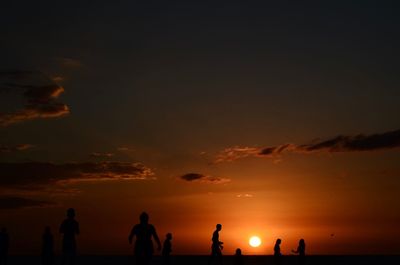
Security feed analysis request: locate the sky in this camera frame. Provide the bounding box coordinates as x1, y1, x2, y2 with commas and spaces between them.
1, 0, 400, 255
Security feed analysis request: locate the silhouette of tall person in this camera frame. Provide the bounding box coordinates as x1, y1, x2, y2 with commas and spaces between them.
0, 228, 9, 265
42, 226, 54, 265
162, 233, 172, 265
292, 239, 306, 265
208, 224, 223, 265
128, 212, 161, 265
60, 208, 80, 265
273, 238, 282, 265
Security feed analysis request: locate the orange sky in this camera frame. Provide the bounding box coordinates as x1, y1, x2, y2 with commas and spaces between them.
1, 0, 400, 256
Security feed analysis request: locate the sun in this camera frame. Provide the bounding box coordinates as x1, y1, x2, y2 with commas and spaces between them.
249, 236, 262, 247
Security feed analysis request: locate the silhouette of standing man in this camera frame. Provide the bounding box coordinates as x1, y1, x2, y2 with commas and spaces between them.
42, 226, 54, 265
0, 228, 9, 265
60, 208, 80, 265
208, 224, 223, 265
128, 212, 161, 265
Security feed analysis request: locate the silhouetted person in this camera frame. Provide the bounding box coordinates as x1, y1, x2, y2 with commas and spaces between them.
128, 212, 161, 265
292, 239, 306, 265
60, 208, 80, 265
162, 233, 172, 265
0, 228, 9, 265
208, 224, 223, 265
273, 238, 282, 265
42, 226, 54, 265
233, 248, 243, 265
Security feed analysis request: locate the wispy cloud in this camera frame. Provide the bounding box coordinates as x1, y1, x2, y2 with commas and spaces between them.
0, 144, 34, 153
179, 173, 230, 184
57, 57, 83, 68
236, 193, 254, 198
117, 146, 134, 152
0, 161, 154, 190
0, 70, 69, 126
215, 146, 260, 163
90, 152, 115, 158
216, 129, 400, 162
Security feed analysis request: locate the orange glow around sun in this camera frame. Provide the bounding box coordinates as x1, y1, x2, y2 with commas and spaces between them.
249, 236, 262, 247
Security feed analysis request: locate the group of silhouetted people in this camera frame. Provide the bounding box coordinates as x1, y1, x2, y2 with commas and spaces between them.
273, 238, 306, 265
0, 209, 307, 265
207, 224, 306, 265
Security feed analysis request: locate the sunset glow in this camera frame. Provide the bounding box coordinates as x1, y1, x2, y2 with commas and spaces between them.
1, 0, 400, 258
249, 236, 262, 248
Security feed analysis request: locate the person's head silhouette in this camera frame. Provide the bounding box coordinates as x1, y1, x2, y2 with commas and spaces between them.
299, 239, 305, 245
235, 248, 242, 255
216, 224, 222, 231
140, 212, 149, 224
67, 208, 75, 219
276, 238, 281, 245
166, 233, 172, 240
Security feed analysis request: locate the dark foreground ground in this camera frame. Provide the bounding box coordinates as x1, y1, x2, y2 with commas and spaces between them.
6, 255, 400, 265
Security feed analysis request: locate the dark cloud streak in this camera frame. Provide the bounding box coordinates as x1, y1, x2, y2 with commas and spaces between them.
0, 70, 69, 126
216, 129, 400, 162
179, 173, 230, 184
0, 161, 154, 190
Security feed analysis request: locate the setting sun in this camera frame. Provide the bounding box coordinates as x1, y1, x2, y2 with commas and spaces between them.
249, 236, 262, 248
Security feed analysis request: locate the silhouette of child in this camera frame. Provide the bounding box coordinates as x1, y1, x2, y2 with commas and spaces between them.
0, 228, 9, 265
273, 238, 282, 265
208, 224, 223, 265
59, 208, 80, 265
162, 233, 172, 265
128, 212, 161, 265
292, 239, 306, 265
42, 226, 54, 265
233, 248, 243, 265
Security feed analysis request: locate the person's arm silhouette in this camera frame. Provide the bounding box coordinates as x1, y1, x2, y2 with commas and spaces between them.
151, 225, 162, 251
128, 225, 136, 244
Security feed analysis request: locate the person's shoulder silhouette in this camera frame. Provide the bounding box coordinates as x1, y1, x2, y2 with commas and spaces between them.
60, 208, 79, 237
130, 212, 157, 242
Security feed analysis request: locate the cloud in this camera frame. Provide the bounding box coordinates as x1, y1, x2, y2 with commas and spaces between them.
0, 196, 54, 210
215, 146, 261, 163
90, 152, 115, 158
51, 76, 65, 82
58, 58, 83, 68
0, 70, 69, 126
0, 144, 34, 153
117, 146, 134, 152
216, 129, 400, 162
179, 173, 230, 184
0, 161, 154, 190
236, 193, 254, 198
